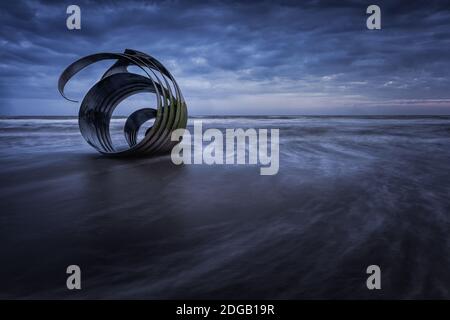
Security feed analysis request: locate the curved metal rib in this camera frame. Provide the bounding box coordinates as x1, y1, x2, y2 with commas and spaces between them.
58, 49, 188, 156
124, 108, 157, 147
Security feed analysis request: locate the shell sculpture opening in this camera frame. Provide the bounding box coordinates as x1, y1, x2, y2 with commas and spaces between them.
58, 49, 187, 156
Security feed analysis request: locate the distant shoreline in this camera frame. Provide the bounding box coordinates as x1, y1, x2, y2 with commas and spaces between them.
2, 115, 450, 120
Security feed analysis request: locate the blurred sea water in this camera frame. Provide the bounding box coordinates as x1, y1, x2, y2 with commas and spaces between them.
0, 116, 449, 299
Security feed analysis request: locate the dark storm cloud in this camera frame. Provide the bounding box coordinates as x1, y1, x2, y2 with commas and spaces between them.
1, 0, 450, 115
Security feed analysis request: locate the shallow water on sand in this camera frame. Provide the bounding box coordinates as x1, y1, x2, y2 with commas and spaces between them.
0, 116, 450, 299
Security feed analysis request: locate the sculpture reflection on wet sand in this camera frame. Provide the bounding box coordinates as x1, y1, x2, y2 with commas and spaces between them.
58, 49, 187, 156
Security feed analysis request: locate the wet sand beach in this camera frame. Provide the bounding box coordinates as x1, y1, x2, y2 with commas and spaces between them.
1, 116, 450, 299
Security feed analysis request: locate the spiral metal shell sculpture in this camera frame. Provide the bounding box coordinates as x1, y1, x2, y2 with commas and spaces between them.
58, 49, 187, 156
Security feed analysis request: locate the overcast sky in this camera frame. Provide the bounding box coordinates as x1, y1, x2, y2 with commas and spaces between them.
1, 0, 450, 115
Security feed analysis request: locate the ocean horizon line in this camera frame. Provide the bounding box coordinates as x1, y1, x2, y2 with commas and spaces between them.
2, 114, 450, 119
